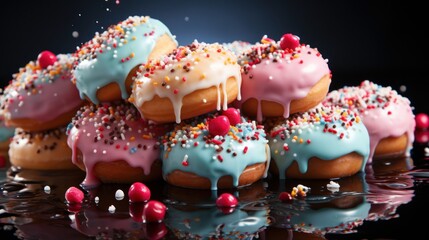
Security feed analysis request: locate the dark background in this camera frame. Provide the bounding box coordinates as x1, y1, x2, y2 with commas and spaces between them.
1, 0, 427, 113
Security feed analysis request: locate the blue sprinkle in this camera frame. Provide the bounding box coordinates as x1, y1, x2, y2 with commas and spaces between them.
130, 147, 137, 154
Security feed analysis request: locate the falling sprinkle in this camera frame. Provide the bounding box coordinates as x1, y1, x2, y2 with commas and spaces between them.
72, 31, 79, 38
78, 13, 82, 17
399, 85, 407, 92
184, 16, 190, 22
116, 0, 120, 4
44, 186, 51, 194
106, 8, 110, 11
108, 205, 116, 213
95, 196, 100, 204
115, 189, 125, 200
425, 147, 429, 156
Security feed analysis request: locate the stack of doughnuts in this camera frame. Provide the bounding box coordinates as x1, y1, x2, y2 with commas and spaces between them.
68, 15, 261, 189
2, 13, 414, 188
0, 51, 85, 170
228, 34, 372, 180
68, 15, 178, 186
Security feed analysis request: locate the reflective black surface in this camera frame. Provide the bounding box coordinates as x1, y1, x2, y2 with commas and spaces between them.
1, 136, 429, 240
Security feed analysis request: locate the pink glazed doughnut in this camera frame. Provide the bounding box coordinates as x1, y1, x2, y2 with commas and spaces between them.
67, 101, 171, 187
323, 80, 415, 162
234, 34, 331, 122
0, 52, 85, 131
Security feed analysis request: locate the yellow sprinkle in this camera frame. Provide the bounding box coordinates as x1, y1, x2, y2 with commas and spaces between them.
299, 138, 304, 144
142, 134, 152, 139
293, 54, 300, 59
274, 150, 278, 154
200, 74, 206, 80
291, 187, 298, 198
293, 136, 298, 140
128, 97, 135, 103
356, 116, 361, 123
130, 53, 135, 58
165, 76, 170, 82
132, 36, 136, 40
153, 82, 158, 86
130, 136, 136, 142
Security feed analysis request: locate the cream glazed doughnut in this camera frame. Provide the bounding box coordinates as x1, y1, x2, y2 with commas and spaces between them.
0, 52, 85, 131
234, 34, 331, 122
67, 101, 171, 187
268, 105, 370, 179
161, 108, 270, 190
8, 127, 76, 170
129, 41, 241, 123
323, 80, 415, 162
73, 16, 178, 104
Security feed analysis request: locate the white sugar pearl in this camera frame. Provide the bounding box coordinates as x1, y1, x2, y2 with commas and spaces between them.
108, 205, 116, 213
115, 189, 125, 200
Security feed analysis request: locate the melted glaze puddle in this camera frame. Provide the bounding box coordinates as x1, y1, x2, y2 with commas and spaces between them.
1, 142, 429, 239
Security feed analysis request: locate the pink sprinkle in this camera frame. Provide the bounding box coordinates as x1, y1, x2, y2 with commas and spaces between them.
243, 146, 248, 154
217, 155, 223, 162
65, 186, 84, 203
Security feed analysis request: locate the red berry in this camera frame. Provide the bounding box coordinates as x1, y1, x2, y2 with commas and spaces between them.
415, 130, 429, 143
129, 202, 145, 222
143, 200, 167, 223
65, 186, 84, 203
279, 33, 300, 50
0, 155, 5, 168
37, 50, 57, 69
208, 116, 230, 136
128, 182, 151, 202
279, 192, 293, 202
145, 222, 168, 240
67, 203, 82, 213
216, 193, 238, 208
222, 108, 242, 126
416, 113, 429, 129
